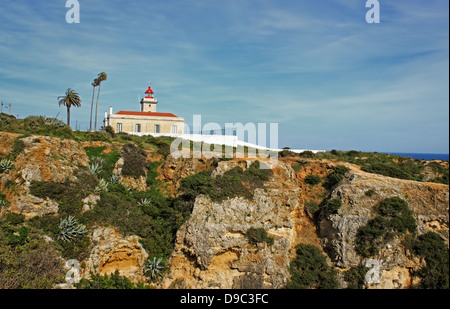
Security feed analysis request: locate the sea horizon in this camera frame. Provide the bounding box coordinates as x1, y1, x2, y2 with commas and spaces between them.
382, 152, 449, 161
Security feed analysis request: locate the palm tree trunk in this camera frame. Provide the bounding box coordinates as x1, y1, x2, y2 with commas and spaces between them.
94, 83, 101, 131
67, 106, 71, 127
89, 85, 95, 131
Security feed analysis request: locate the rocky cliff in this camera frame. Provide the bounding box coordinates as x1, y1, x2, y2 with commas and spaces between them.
0, 130, 448, 289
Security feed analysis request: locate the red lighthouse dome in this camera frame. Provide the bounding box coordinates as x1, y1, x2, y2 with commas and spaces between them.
145, 84, 154, 98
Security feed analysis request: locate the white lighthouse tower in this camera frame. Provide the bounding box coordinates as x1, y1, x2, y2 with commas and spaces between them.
140, 83, 158, 112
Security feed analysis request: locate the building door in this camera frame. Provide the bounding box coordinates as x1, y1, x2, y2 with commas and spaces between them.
135, 124, 141, 133
117, 123, 122, 133
154, 124, 160, 133
171, 125, 178, 134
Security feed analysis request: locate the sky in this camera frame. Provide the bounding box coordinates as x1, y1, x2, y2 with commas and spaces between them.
0, 0, 448, 153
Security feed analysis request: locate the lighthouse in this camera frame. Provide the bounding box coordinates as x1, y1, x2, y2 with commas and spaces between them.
140, 83, 158, 112
107, 82, 184, 134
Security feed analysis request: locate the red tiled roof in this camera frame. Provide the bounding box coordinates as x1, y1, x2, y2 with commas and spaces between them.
115, 111, 179, 118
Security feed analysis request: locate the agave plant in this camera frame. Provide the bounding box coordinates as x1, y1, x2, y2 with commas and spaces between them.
94, 178, 109, 193
57, 215, 87, 242
45, 117, 66, 127
110, 173, 120, 184
144, 257, 165, 279
88, 161, 103, 175
0, 159, 13, 173
138, 197, 151, 207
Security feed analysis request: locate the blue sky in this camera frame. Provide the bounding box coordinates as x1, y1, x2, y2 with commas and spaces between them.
0, 0, 448, 153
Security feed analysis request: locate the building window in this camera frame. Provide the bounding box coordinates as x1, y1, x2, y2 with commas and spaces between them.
136, 124, 141, 133
117, 123, 122, 133
154, 124, 160, 133
171, 125, 178, 134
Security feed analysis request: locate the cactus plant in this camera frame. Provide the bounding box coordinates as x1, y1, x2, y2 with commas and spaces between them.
57, 215, 87, 242
144, 257, 165, 279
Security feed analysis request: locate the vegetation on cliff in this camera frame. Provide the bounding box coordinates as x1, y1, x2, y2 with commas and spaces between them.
0, 117, 449, 289
286, 244, 338, 289
280, 148, 448, 185
180, 160, 273, 202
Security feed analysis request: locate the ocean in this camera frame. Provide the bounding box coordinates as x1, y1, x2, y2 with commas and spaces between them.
382, 152, 449, 161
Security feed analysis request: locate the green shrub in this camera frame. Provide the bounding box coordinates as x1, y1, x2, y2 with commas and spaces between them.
76, 270, 148, 289
355, 216, 390, 258
286, 244, 338, 289
29, 171, 98, 218
180, 161, 273, 202
375, 197, 416, 233
365, 189, 376, 197
246, 227, 274, 246
298, 151, 315, 158
355, 197, 417, 258
344, 265, 369, 289
85, 186, 190, 258
146, 161, 162, 187
304, 174, 322, 186
6, 138, 26, 161
120, 144, 148, 177
305, 201, 320, 216
322, 198, 342, 214
0, 220, 65, 288
411, 232, 449, 289
324, 165, 349, 190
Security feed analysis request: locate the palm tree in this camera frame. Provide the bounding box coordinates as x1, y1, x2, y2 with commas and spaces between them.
58, 88, 82, 127
89, 77, 100, 131
94, 72, 107, 131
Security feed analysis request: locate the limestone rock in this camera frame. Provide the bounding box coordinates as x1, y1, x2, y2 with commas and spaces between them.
160, 161, 310, 289
82, 227, 149, 282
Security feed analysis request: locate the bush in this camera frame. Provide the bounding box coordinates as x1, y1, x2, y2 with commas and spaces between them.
344, 265, 369, 289
322, 198, 342, 214
29, 171, 98, 218
355, 197, 417, 258
375, 197, 416, 233
76, 270, 148, 289
179, 161, 273, 202
286, 244, 338, 289
298, 151, 315, 158
0, 219, 65, 288
324, 165, 349, 190
304, 174, 322, 186
120, 144, 148, 177
412, 232, 449, 289
246, 227, 274, 246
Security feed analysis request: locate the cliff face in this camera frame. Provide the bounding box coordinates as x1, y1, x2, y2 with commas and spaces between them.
161, 161, 314, 289
160, 158, 449, 289
0, 131, 448, 289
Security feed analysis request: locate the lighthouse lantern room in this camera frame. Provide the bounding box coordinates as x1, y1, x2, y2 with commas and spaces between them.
140, 83, 158, 112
